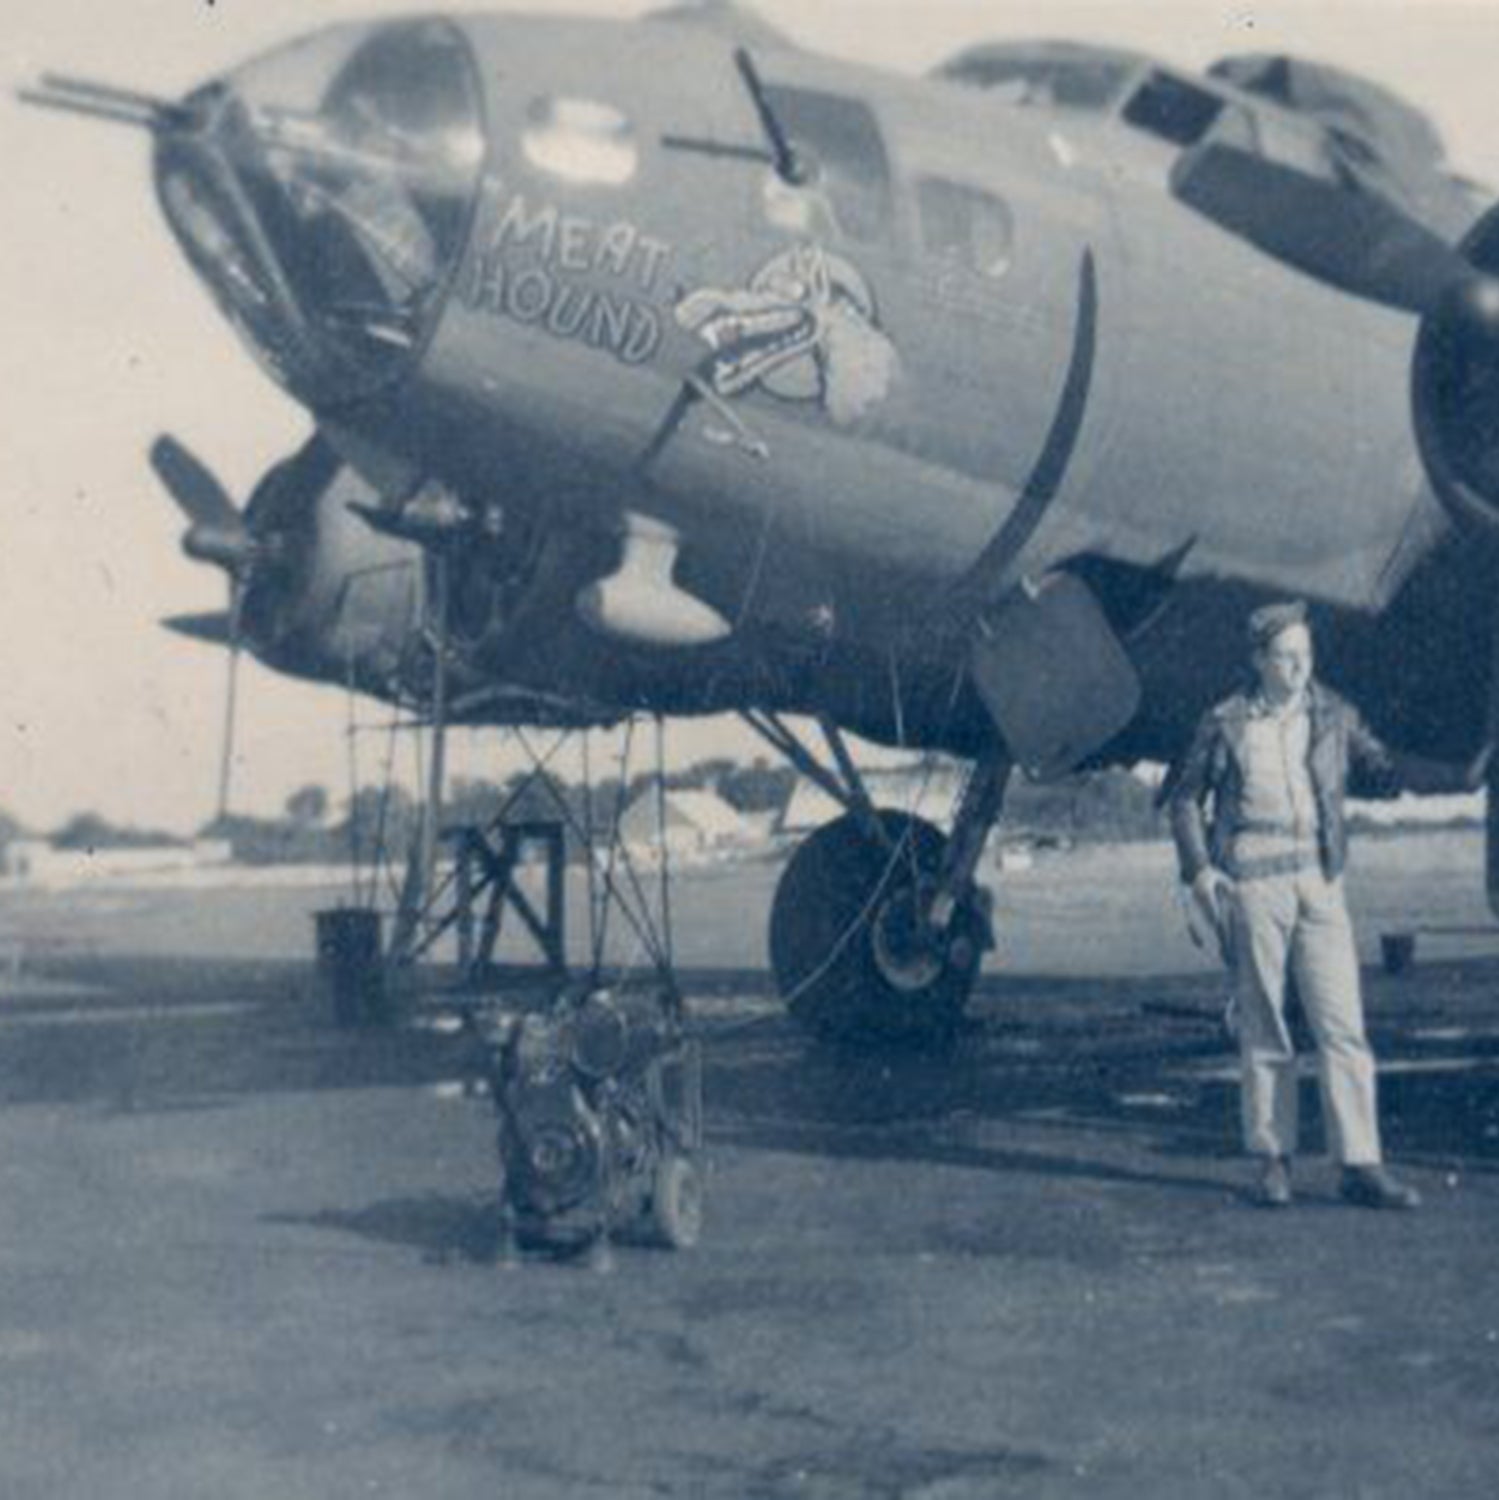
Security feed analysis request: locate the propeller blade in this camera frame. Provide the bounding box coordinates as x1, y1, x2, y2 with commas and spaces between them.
150, 435, 241, 530
1172, 142, 1475, 316
161, 611, 234, 646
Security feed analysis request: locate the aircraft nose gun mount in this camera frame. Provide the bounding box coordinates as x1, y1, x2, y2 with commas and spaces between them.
479, 984, 704, 1257
23, 20, 487, 413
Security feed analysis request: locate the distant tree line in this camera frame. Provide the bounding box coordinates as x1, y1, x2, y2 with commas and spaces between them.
9, 761, 1155, 867
15, 759, 1477, 869
8, 757, 799, 868
1007, 770, 1165, 844
52, 811, 189, 852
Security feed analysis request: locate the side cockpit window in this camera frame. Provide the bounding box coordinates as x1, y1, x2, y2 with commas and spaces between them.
523, 97, 640, 187
940, 55, 1132, 113
1251, 110, 1342, 182
1123, 71, 1225, 147
759, 87, 894, 243
1126, 69, 1341, 184
917, 179, 1014, 279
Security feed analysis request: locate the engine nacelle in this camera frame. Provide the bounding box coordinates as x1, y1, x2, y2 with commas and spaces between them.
231, 438, 424, 684
1412, 204, 1499, 532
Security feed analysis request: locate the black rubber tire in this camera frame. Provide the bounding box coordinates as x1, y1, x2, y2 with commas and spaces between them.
768, 811, 985, 1048
648, 1155, 704, 1251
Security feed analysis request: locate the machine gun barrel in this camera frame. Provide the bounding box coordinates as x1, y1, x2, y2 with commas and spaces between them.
18, 73, 192, 131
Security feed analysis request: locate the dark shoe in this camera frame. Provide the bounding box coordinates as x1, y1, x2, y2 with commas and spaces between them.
1339, 1165, 1422, 1211
1253, 1157, 1293, 1208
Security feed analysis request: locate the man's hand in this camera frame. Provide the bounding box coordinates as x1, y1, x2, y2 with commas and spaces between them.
1182, 867, 1236, 967
1192, 867, 1236, 929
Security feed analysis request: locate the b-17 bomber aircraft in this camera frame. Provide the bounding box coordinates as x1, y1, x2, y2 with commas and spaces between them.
22, 1, 1499, 1044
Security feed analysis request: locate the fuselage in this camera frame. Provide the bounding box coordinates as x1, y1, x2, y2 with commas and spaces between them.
147, 11, 1494, 766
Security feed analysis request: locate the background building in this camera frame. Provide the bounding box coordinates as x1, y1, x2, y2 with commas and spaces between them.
619, 788, 750, 863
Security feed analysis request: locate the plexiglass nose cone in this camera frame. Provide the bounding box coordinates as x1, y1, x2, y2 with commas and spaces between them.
154, 19, 485, 408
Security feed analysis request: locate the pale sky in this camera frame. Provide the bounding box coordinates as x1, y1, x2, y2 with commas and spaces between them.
4, 0, 1498, 834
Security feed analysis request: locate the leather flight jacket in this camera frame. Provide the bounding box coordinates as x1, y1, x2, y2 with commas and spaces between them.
1168, 681, 1466, 886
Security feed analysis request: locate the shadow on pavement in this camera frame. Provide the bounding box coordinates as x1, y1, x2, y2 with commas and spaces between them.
5, 953, 1498, 1190
266, 1195, 504, 1265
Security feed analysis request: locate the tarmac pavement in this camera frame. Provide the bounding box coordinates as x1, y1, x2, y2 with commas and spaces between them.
1, 952, 1497, 1499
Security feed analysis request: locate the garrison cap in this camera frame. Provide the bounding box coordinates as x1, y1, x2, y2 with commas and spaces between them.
1247, 600, 1309, 650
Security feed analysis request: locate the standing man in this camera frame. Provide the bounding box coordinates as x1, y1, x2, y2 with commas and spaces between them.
1169, 601, 1485, 1210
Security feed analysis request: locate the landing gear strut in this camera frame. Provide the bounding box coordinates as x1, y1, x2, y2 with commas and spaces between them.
749, 712, 1010, 1047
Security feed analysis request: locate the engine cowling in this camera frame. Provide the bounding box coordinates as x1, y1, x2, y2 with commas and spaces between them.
1412, 204, 1499, 532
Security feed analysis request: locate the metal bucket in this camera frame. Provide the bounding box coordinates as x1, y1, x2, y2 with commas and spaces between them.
314, 908, 386, 1027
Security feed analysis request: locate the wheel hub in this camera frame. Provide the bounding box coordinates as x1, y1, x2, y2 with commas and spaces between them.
871, 881, 947, 993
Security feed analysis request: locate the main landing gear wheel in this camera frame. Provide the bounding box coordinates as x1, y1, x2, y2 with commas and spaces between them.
769, 811, 987, 1048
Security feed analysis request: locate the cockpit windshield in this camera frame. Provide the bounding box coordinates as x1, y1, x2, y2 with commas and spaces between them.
937, 48, 1136, 113
155, 20, 484, 407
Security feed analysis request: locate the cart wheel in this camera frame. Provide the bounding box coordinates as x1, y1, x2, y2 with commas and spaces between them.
649, 1155, 703, 1250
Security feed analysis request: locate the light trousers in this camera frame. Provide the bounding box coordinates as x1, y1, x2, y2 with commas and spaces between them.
1230, 867, 1382, 1166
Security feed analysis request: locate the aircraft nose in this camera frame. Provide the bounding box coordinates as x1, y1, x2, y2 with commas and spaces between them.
153, 18, 486, 408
